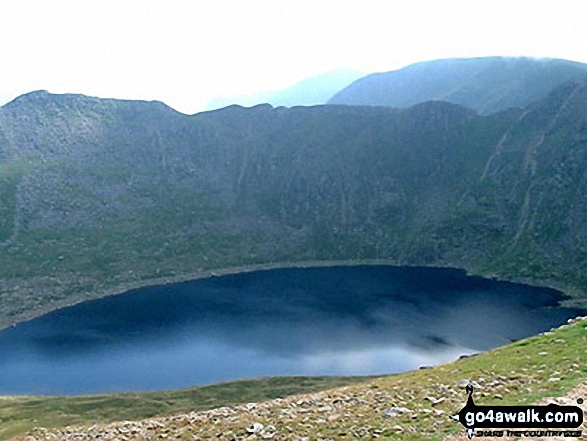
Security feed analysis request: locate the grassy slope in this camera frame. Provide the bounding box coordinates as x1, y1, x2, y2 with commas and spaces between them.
6, 318, 586, 440
0, 377, 376, 440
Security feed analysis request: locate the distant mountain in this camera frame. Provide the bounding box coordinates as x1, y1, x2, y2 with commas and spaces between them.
2, 81, 587, 329
205, 70, 363, 110
328, 57, 587, 115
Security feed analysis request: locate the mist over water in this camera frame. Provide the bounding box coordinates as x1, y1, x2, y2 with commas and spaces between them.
0, 265, 584, 395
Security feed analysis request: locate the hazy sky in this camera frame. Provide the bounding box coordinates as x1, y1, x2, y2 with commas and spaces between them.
1, 0, 586, 114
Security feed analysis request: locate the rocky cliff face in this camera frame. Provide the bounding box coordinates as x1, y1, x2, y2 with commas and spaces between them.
1, 82, 587, 327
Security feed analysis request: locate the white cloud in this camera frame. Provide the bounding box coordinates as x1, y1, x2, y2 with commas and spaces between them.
1, 0, 586, 113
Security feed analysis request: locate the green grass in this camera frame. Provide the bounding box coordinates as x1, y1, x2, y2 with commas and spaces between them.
0, 376, 375, 440
0, 160, 31, 241
358, 319, 587, 440
226, 318, 585, 440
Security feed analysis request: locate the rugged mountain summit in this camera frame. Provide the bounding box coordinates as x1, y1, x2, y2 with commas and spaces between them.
328, 57, 587, 115
1, 81, 587, 327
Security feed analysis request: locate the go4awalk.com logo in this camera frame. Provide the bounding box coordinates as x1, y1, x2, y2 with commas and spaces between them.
451, 384, 584, 439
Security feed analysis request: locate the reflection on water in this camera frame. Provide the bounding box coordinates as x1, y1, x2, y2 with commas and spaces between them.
0, 265, 584, 395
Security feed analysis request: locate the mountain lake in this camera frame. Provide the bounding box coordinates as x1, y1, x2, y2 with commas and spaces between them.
0, 265, 585, 395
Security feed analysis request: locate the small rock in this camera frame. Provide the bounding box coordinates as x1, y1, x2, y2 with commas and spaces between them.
383, 407, 411, 418
425, 396, 446, 406
247, 423, 264, 433
457, 379, 470, 388
261, 425, 277, 439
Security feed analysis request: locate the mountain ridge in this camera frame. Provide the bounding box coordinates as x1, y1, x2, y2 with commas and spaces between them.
1, 80, 587, 329
204, 69, 364, 110
328, 56, 587, 115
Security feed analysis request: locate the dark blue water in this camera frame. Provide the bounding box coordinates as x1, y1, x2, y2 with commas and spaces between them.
0, 265, 584, 395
